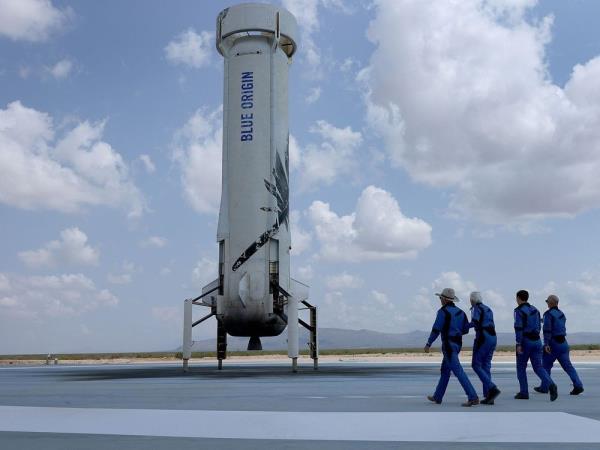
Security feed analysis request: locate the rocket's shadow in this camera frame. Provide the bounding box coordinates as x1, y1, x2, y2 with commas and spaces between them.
56, 364, 438, 381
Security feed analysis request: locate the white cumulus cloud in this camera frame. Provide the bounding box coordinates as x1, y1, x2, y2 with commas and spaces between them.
288, 134, 301, 172
140, 236, 167, 248
107, 261, 137, 285
0, 0, 72, 42
172, 106, 222, 214
290, 210, 311, 255
318, 275, 504, 333
308, 185, 432, 262
294, 120, 362, 190
326, 272, 363, 290
371, 289, 393, 310
0, 274, 10, 291
432, 272, 477, 302
19, 228, 99, 268
165, 28, 213, 68
363, 0, 600, 226
139, 154, 156, 173
47, 58, 73, 79
431, 271, 510, 325
282, 0, 322, 72
305, 86, 321, 104
192, 257, 218, 289
0, 272, 118, 319
0, 101, 145, 217
320, 287, 405, 332
282, 0, 352, 76
107, 273, 131, 285
295, 264, 314, 281
537, 269, 600, 330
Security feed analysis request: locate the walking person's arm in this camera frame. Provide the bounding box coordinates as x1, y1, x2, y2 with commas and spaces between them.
543, 311, 553, 353
425, 310, 444, 352
514, 309, 524, 354
469, 306, 480, 330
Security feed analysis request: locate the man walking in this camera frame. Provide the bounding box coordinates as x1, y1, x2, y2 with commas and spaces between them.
514, 290, 558, 401
469, 292, 501, 404
425, 288, 479, 407
534, 295, 584, 395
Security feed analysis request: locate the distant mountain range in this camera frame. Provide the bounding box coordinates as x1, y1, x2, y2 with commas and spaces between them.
182, 327, 600, 352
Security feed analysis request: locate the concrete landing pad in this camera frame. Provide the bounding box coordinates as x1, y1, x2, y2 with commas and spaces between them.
1, 361, 599, 449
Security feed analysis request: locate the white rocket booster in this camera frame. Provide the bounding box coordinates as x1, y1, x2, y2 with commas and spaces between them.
182, 4, 316, 371
214, 3, 297, 344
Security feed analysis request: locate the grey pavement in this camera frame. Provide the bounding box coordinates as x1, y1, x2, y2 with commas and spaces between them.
0, 360, 599, 449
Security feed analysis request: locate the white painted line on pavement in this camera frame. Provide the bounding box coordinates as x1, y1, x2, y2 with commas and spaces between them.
0, 406, 599, 442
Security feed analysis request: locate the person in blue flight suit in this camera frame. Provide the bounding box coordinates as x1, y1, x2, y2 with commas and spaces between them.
424, 288, 479, 407
469, 292, 501, 405
513, 290, 558, 401
534, 294, 584, 396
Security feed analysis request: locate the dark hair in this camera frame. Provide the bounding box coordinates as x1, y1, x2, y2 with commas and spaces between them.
516, 290, 529, 302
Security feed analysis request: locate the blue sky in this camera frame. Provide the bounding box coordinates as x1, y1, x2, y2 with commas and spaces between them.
1, 0, 600, 353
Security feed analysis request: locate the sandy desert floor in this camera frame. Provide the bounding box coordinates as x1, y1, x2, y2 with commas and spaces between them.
2, 349, 599, 366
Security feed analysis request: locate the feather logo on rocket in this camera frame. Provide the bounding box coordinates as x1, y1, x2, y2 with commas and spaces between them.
232, 149, 289, 271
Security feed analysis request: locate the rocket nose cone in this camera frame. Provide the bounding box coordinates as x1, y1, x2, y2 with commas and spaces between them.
247, 336, 263, 351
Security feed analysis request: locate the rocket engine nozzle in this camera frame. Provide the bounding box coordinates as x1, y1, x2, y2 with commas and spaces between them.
247, 336, 263, 351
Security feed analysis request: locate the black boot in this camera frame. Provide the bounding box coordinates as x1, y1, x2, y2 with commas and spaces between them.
514, 392, 529, 399
481, 386, 501, 405
533, 386, 548, 394
570, 386, 584, 395
549, 383, 558, 402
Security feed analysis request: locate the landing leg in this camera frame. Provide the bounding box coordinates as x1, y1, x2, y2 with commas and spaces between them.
310, 303, 319, 370
299, 299, 319, 370
182, 298, 193, 372
287, 294, 299, 372
217, 319, 227, 370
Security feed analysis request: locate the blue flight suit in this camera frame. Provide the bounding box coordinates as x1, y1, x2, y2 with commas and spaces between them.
514, 302, 554, 395
427, 302, 478, 402
470, 303, 498, 397
540, 306, 583, 391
